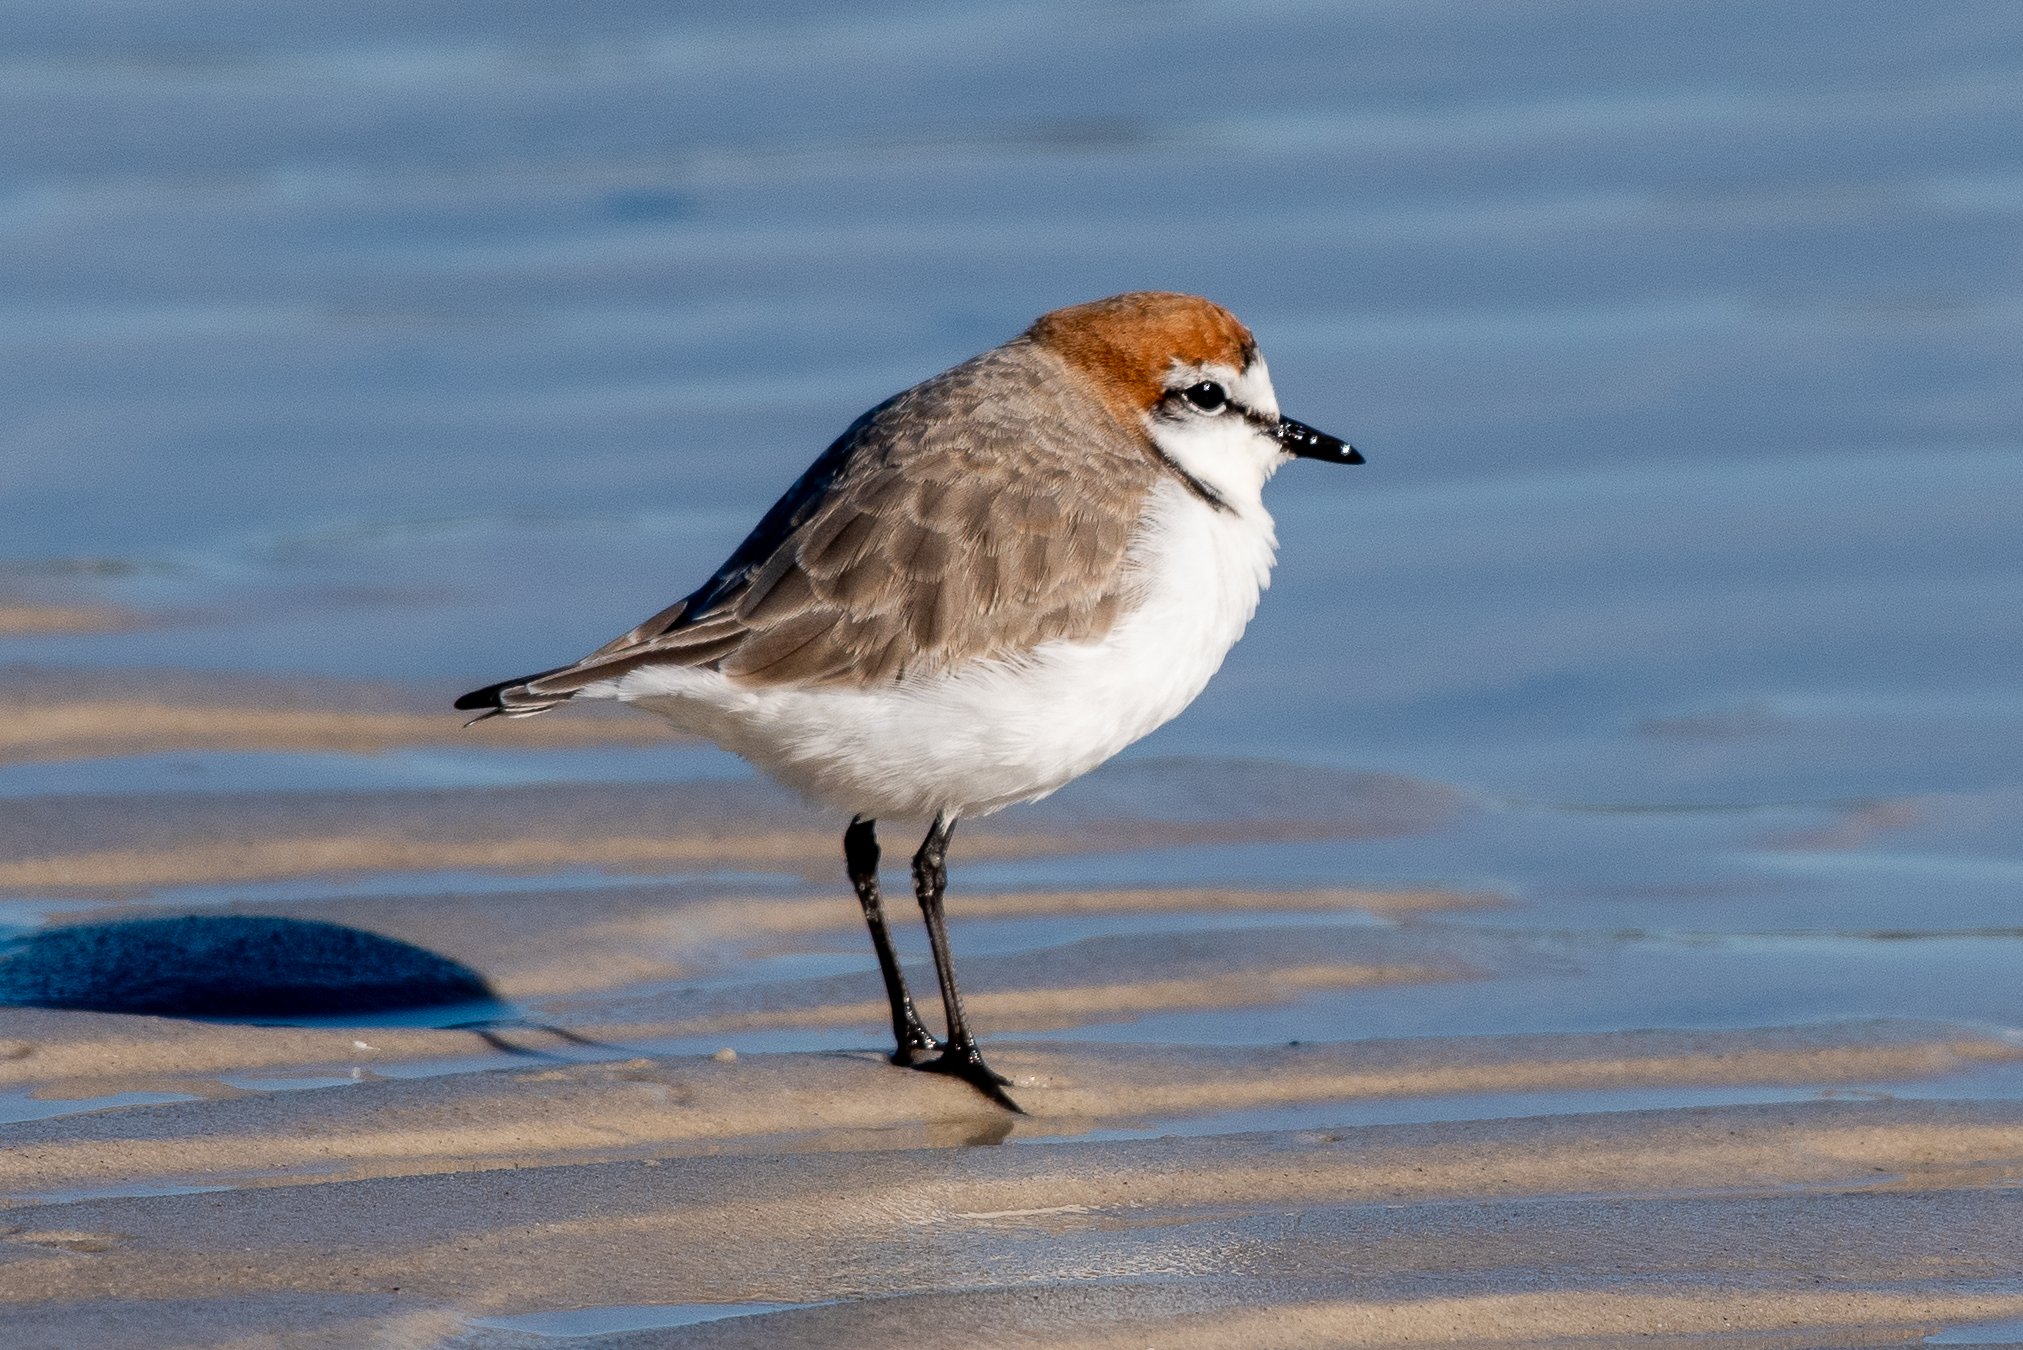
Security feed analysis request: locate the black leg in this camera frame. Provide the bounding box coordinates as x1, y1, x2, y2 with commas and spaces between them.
910, 812, 1023, 1113
844, 816, 942, 1066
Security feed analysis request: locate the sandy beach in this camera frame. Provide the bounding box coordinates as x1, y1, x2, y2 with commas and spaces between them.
3, 677, 2023, 1347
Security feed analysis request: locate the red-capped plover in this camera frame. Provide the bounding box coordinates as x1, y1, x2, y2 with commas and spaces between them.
457, 292, 1362, 1110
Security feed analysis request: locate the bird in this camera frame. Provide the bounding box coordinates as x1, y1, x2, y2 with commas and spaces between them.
455, 291, 1362, 1111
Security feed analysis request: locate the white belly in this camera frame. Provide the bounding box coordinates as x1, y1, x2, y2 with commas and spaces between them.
597, 480, 1278, 820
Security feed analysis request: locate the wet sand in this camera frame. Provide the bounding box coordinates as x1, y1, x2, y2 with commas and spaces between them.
0, 605, 132, 638
0, 695, 665, 766
2, 683, 2022, 1348
4, 1023, 2020, 1200
7, 1096, 2023, 1348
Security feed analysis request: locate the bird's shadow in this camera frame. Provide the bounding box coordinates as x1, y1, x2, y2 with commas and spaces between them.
0, 913, 638, 1069
0, 913, 503, 1021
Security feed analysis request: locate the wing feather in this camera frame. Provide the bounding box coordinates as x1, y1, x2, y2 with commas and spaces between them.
471, 339, 1158, 710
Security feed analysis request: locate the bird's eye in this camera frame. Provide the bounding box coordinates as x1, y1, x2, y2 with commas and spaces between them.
1180, 381, 1228, 413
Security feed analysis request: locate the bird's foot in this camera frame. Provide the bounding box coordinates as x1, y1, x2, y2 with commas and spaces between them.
888, 1032, 947, 1069
915, 1040, 1023, 1113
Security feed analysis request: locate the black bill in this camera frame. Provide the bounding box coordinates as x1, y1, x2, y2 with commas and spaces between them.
1273, 417, 1364, 464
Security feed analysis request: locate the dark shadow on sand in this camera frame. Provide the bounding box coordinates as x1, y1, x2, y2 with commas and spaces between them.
0, 915, 503, 1020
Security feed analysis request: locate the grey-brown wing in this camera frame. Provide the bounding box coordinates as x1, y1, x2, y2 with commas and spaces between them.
466, 340, 1157, 715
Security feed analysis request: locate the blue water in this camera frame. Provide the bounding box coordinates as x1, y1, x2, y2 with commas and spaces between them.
466, 1301, 824, 1338
1929, 1312, 2023, 1345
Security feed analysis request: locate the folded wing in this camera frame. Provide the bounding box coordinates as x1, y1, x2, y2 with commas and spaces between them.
455, 340, 1157, 720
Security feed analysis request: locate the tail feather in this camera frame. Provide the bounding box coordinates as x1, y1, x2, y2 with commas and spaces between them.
453, 671, 574, 724
457, 635, 717, 726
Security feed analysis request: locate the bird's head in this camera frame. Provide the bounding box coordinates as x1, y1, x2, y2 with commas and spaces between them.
1026, 291, 1361, 507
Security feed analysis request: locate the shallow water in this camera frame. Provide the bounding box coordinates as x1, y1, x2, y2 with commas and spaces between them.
467, 1302, 827, 1338
2, 2, 2020, 1345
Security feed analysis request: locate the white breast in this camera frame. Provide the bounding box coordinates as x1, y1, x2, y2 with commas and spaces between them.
604, 479, 1278, 821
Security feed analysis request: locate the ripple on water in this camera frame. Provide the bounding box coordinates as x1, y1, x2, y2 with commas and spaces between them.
1927, 1312, 2023, 1344
465, 1301, 828, 1338
0, 1089, 199, 1127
